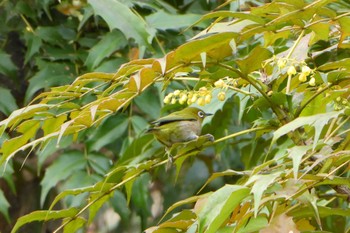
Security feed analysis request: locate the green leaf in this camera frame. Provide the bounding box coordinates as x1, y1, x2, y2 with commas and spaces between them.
110, 190, 131, 224
246, 172, 282, 217
0, 190, 10, 223
48, 182, 113, 212
11, 208, 79, 233
36, 26, 76, 46
290, 206, 350, 218
88, 192, 112, 224
0, 50, 18, 77
63, 217, 86, 233
235, 46, 272, 76
318, 58, 350, 72
191, 11, 267, 27
198, 169, 249, 193
198, 185, 250, 233
171, 32, 237, 67
192, 20, 255, 40
309, 23, 330, 44
131, 173, 152, 219
155, 210, 196, 231
160, 193, 210, 223
88, 0, 155, 48
1, 120, 40, 158
24, 33, 42, 64
0, 104, 51, 165
288, 145, 312, 179
40, 151, 87, 206
237, 216, 268, 233
272, 110, 344, 150
0, 86, 18, 116
85, 30, 127, 70
146, 10, 202, 30
86, 115, 128, 151
298, 190, 322, 228
25, 63, 75, 103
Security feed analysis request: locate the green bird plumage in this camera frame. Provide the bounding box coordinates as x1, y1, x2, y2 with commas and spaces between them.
147, 107, 212, 147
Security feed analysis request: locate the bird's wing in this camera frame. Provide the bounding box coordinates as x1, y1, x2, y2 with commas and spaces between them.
151, 112, 196, 126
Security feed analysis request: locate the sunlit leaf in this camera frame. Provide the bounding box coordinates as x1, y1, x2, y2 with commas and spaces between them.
160, 193, 211, 223
88, 192, 112, 224
235, 46, 272, 76
318, 58, 350, 71
11, 208, 79, 233
198, 185, 250, 233
63, 217, 86, 233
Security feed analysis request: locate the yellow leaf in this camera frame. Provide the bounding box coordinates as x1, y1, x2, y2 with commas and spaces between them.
260, 213, 300, 233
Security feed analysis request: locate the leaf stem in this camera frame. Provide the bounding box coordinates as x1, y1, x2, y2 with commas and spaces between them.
217, 63, 288, 124
214, 127, 272, 144
324, 116, 350, 143
286, 30, 305, 59
294, 83, 333, 117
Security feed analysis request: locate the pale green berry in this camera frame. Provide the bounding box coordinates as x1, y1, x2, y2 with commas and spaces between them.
218, 91, 226, 101
301, 66, 311, 76
214, 79, 225, 88
197, 97, 205, 106
191, 94, 198, 103
173, 90, 181, 96
204, 94, 212, 104
180, 94, 187, 103
309, 77, 316, 86
299, 73, 307, 82
277, 59, 286, 69
287, 66, 296, 76
163, 96, 170, 104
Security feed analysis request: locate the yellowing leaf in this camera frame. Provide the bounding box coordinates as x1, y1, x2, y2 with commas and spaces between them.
128, 75, 141, 93
260, 213, 300, 233
1, 120, 40, 157
139, 68, 157, 91
42, 115, 67, 136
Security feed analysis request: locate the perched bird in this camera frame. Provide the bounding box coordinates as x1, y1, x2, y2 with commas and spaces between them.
147, 107, 213, 148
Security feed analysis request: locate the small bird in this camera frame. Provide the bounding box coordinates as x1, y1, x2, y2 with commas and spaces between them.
147, 107, 213, 148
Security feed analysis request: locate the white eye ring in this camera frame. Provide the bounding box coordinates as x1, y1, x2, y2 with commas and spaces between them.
198, 111, 205, 118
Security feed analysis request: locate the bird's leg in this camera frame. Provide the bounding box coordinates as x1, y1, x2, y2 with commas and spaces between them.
165, 147, 173, 170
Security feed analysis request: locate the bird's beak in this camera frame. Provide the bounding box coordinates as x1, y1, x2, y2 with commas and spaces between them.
205, 112, 213, 116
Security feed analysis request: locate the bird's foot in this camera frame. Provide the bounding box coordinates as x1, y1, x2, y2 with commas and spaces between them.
165, 148, 174, 170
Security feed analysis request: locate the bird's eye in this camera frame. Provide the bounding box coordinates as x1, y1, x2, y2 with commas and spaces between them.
198, 111, 205, 118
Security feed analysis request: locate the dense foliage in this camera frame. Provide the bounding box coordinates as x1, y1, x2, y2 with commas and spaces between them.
0, 0, 350, 232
